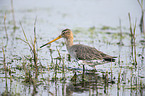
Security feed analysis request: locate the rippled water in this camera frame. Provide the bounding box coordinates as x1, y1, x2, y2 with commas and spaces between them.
0, 0, 145, 96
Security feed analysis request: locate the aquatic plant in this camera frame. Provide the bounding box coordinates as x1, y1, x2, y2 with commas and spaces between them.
19, 17, 38, 81
128, 13, 137, 65
137, 0, 145, 35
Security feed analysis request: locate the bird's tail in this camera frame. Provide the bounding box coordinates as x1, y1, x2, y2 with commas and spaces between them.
103, 56, 117, 62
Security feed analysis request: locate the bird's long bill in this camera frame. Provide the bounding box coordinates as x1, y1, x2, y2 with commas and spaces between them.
40, 35, 62, 48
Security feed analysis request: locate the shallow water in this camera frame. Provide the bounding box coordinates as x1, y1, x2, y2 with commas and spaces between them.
0, 0, 145, 96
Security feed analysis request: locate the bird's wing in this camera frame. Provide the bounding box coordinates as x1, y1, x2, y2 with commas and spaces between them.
69, 44, 104, 60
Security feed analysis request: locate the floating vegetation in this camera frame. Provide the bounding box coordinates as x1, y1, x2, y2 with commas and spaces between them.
0, 0, 145, 96
101, 25, 118, 30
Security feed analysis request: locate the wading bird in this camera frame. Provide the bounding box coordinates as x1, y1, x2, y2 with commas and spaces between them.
40, 29, 116, 64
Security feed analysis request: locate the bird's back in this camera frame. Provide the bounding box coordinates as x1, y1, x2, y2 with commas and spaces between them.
68, 44, 116, 61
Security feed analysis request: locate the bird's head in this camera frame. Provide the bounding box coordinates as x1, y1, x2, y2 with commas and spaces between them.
61, 29, 73, 39
40, 29, 73, 48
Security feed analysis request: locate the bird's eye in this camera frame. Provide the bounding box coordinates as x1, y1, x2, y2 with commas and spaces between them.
62, 29, 69, 34
62, 30, 68, 34
62, 31, 65, 34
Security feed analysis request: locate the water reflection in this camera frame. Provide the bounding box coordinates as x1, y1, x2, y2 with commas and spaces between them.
0, 0, 145, 96
66, 70, 115, 96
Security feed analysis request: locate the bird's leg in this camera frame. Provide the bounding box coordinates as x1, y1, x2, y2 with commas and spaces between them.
82, 65, 85, 87
83, 64, 85, 74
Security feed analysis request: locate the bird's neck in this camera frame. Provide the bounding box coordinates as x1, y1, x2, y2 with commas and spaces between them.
65, 37, 73, 50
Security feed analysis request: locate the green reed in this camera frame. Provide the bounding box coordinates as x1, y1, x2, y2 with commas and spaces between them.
19, 17, 38, 80
2, 46, 7, 76
4, 13, 8, 43
11, 0, 16, 28
128, 13, 137, 65
137, 0, 145, 35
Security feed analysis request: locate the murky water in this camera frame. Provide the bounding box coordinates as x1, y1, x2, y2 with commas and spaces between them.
0, 0, 145, 96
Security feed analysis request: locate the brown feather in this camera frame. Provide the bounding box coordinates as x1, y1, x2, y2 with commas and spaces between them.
69, 44, 116, 61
